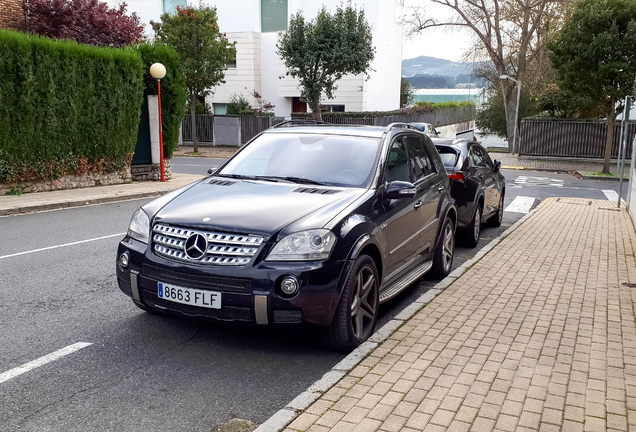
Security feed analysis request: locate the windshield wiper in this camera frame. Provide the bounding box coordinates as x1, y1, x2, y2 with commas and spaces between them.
217, 174, 278, 182
271, 176, 333, 186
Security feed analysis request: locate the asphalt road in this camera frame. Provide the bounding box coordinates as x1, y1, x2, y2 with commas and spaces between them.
0, 168, 622, 431
171, 157, 227, 175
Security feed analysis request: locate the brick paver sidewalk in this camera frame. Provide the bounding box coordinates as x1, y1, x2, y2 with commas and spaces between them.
286, 198, 636, 432
495, 154, 626, 174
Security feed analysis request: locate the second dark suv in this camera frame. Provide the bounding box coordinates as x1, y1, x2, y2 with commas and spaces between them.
116, 122, 457, 351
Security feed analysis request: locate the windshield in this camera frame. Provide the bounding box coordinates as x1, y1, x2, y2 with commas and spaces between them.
218, 133, 380, 187
435, 146, 460, 168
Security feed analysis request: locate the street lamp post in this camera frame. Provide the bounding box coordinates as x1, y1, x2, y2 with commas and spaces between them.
500, 75, 521, 155
150, 63, 166, 182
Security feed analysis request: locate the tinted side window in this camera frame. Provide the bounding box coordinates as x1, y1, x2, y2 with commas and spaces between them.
478, 146, 493, 168
406, 136, 436, 181
469, 146, 486, 167
387, 137, 411, 182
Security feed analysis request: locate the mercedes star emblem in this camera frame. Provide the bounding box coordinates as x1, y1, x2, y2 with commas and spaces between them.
184, 233, 207, 259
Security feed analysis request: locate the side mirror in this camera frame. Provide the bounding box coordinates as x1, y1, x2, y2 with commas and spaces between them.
387, 181, 417, 200
207, 166, 219, 175
493, 160, 501, 172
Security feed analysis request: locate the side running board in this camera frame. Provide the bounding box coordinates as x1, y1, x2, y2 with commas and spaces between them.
379, 260, 433, 304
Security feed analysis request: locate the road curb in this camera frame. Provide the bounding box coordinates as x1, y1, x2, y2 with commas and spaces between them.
253, 202, 548, 432
579, 173, 629, 182
0, 191, 167, 216
501, 166, 575, 174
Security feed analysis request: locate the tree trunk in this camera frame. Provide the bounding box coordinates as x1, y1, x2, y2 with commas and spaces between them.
190, 95, 198, 153
604, 97, 616, 174
310, 99, 322, 121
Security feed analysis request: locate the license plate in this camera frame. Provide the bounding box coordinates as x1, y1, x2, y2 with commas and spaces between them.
157, 282, 221, 309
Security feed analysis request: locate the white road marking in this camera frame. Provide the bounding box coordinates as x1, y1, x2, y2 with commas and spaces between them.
0, 342, 92, 384
514, 176, 564, 187
0, 233, 126, 260
602, 190, 621, 202
504, 196, 536, 214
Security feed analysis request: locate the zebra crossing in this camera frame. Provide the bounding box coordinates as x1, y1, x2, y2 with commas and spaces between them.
501, 176, 621, 214
509, 176, 564, 188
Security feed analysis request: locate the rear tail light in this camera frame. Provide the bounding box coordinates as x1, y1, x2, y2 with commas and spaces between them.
448, 172, 464, 182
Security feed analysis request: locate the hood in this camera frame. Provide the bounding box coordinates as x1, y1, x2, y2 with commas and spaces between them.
152, 178, 367, 238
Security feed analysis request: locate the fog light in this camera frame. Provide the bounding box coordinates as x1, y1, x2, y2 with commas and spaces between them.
119, 251, 130, 268
280, 276, 299, 295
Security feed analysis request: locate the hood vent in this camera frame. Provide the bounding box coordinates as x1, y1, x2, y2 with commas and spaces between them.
292, 187, 341, 195
209, 179, 237, 186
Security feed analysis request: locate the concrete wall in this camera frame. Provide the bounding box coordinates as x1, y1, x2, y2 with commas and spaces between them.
207, 32, 262, 107
0, 0, 24, 30
109, 0, 162, 35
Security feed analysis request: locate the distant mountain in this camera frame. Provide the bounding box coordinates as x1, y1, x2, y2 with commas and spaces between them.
402, 56, 473, 78
402, 56, 489, 89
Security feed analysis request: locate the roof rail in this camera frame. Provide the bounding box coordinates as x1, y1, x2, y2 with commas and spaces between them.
385, 122, 419, 132
271, 119, 331, 129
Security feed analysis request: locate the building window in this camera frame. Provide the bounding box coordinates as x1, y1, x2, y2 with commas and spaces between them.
163, 0, 187, 15
226, 51, 237, 69
261, 0, 287, 32
320, 105, 346, 113
214, 104, 228, 115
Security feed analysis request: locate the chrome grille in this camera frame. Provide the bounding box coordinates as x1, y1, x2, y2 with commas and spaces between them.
152, 223, 263, 266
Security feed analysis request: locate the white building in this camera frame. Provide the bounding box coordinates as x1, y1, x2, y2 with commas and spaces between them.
108, 0, 403, 117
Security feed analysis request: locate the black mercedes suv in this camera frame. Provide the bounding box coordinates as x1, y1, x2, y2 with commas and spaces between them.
116, 122, 457, 351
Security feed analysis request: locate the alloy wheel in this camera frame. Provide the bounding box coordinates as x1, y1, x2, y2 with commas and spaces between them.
473, 208, 481, 243
350, 266, 378, 341
442, 223, 454, 272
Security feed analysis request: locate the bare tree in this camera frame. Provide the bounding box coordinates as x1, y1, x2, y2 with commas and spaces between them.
401, 0, 570, 152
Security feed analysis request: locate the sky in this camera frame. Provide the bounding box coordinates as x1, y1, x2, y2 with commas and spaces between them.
399, 0, 473, 62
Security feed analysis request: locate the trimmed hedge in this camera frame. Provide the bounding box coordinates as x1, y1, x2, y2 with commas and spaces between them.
415, 101, 475, 109
292, 101, 474, 119
136, 43, 187, 159
0, 30, 144, 182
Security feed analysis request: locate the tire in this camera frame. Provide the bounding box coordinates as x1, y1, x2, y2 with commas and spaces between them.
488, 191, 505, 227
432, 217, 455, 278
322, 255, 379, 352
463, 204, 482, 248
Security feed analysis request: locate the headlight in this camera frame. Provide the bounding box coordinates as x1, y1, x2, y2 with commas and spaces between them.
128, 208, 150, 244
266, 229, 336, 261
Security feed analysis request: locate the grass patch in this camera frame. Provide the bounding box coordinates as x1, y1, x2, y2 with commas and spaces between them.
7, 187, 23, 196
591, 171, 617, 177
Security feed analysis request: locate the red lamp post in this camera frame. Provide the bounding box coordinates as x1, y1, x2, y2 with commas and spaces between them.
150, 63, 167, 182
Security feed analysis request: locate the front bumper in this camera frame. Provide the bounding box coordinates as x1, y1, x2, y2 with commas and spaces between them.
116, 237, 348, 326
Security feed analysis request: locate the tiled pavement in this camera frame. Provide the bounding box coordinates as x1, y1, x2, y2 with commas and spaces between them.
284, 198, 636, 432
495, 154, 626, 174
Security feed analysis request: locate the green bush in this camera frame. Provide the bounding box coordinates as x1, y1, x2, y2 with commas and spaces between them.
0, 29, 144, 182
291, 102, 474, 119
227, 93, 254, 115
136, 42, 187, 159
414, 101, 475, 108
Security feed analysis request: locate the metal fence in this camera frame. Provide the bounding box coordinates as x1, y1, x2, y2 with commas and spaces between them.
182, 114, 214, 143
519, 120, 636, 158
182, 115, 285, 144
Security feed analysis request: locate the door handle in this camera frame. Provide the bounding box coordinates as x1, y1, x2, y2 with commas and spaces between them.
414, 200, 422, 210
478, 174, 483, 179
438, 186, 444, 191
